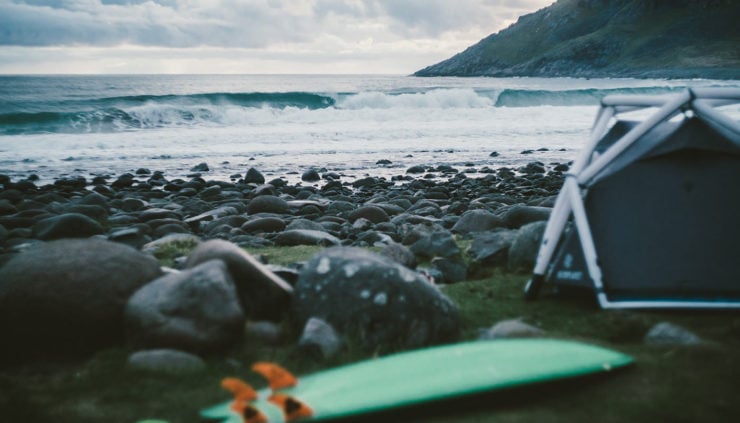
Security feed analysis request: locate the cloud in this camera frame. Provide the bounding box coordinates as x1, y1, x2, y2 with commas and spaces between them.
0, 0, 553, 73
0, 0, 552, 47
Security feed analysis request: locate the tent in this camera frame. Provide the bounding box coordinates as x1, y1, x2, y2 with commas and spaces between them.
524, 87, 740, 308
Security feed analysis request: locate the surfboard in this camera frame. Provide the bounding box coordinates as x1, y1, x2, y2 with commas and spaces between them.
201, 339, 633, 423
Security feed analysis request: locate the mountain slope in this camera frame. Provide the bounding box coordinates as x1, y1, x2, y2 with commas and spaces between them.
414, 0, 740, 79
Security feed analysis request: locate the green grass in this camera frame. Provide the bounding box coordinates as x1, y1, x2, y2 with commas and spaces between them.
1, 245, 739, 422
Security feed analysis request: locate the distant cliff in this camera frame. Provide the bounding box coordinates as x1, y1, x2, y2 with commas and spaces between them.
414, 0, 740, 79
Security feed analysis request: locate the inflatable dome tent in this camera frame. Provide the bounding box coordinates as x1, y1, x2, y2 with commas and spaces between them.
525, 88, 740, 308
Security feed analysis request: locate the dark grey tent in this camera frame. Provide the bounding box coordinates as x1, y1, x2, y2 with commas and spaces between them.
525, 88, 740, 308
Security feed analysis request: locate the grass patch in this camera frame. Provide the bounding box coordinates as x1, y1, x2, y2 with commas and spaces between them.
2, 246, 740, 422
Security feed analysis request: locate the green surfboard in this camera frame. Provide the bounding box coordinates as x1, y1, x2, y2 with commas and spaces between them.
201, 339, 633, 423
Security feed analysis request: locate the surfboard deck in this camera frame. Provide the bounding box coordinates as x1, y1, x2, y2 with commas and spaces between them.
201, 339, 633, 422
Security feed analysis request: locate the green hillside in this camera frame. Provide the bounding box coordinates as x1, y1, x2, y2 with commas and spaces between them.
415, 0, 740, 79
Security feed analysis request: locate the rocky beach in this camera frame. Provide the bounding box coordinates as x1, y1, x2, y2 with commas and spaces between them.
0, 156, 565, 362
1, 156, 740, 422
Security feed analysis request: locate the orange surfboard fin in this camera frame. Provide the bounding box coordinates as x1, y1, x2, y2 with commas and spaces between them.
268, 392, 314, 421
221, 377, 259, 402
220, 378, 267, 423
230, 401, 269, 423
251, 362, 298, 390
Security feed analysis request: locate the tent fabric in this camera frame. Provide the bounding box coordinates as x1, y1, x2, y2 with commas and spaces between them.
528, 88, 740, 308
590, 118, 740, 185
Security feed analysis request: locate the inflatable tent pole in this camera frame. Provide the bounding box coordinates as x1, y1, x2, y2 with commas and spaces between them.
524, 106, 615, 299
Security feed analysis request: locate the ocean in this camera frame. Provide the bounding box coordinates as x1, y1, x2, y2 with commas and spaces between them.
1, 74, 738, 185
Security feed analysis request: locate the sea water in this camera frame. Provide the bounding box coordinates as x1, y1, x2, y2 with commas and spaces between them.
1, 74, 738, 185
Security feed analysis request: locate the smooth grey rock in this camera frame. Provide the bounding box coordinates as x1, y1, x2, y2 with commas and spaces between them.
184, 206, 239, 226
298, 317, 344, 359
452, 209, 506, 234
467, 230, 517, 265
499, 205, 551, 229
185, 239, 293, 321
275, 229, 341, 247
348, 205, 390, 224
286, 218, 327, 232
381, 241, 417, 269
141, 233, 201, 254
0, 239, 162, 362
241, 217, 286, 234
138, 208, 182, 222
190, 162, 210, 172
127, 349, 206, 374
125, 260, 245, 353
244, 168, 266, 184
247, 195, 290, 215
293, 247, 460, 351
32, 213, 104, 240
478, 319, 545, 340
644, 322, 703, 346
508, 221, 547, 271
301, 168, 321, 182
431, 256, 468, 283
409, 230, 460, 259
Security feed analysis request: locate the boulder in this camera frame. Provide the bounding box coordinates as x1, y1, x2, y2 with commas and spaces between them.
301, 168, 321, 182
508, 221, 547, 271
348, 205, 390, 224
32, 213, 104, 240
0, 239, 162, 363
409, 230, 460, 259
478, 319, 545, 340
293, 247, 460, 351
467, 230, 518, 265
125, 260, 245, 353
285, 218, 327, 232
430, 256, 468, 283
190, 162, 210, 172
644, 322, 704, 347
185, 240, 293, 321
297, 317, 344, 360
380, 242, 417, 269
243, 168, 265, 184
451, 209, 506, 234
241, 217, 287, 233
499, 205, 551, 229
274, 229, 341, 247
247, 195, 290, 215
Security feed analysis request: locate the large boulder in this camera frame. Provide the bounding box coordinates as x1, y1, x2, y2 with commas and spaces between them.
125, 260, 245, 353
185, 240, 293, 321
0, 239, 162, 363
293, 247, 460, 351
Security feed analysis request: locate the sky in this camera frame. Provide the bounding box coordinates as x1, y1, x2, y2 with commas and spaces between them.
0, 0, 553, 74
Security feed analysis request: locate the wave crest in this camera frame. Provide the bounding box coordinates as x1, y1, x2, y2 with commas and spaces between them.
337, 89, 494, 109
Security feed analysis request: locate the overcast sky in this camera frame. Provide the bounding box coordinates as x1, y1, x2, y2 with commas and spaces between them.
0, 0, 553, 74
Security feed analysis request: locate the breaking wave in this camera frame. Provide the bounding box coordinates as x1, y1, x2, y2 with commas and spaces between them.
0, 86, 693, 135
